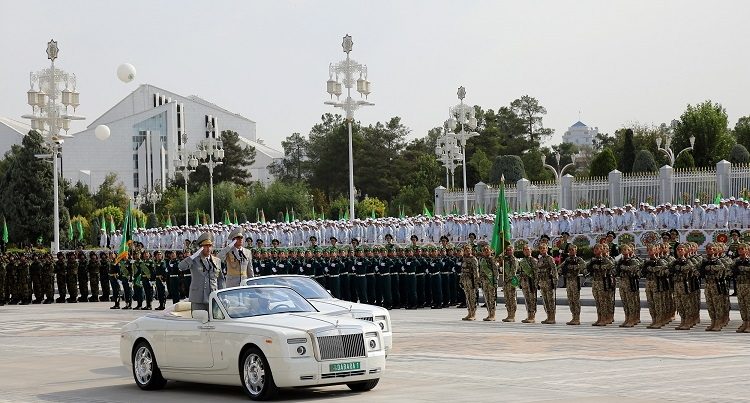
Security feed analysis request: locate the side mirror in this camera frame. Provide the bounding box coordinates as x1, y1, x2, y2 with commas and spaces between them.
193, 309, 209, 323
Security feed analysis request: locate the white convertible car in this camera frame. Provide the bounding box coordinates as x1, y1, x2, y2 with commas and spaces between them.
245, 275, 392, 355
120, 285, 386, 400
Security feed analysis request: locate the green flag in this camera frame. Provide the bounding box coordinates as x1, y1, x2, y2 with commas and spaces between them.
109, 215, 115, 234
291, 208, 296, 222
312, 205, 316, 220
422, 204, 432, 218
100, 216, 107, 233
68, 221, 73, 241
233, 209, 238, 225
223, 210, 231, 225
285, 208, 290, 223
2, 217, 8, 244
115, 204, 132, 264
715, 193, 722, 204
260, 209, 266, 224
195, 209, 201, 226
77, 220, 84, 241
166, 214, 172, 227
491, 177, 512, 255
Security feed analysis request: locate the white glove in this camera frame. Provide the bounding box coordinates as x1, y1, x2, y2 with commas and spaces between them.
191, 249, 202, 260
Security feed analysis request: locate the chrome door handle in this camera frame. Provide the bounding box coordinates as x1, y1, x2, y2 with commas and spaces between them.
199, 325, 215, 330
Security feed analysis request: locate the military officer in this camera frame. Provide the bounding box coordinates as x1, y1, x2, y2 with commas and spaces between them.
519, 244, 538, 323
178, 232, 224, 312
218, 227, 253, 287
460, 244, 479, 321
536, 244, 558, 324
166, 250, 181, 304
560, 245, 585, 325
615, 244, 642, 327
500, 245, 519, 322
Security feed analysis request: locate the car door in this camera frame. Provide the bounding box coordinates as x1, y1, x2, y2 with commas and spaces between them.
164, 312, 214, 369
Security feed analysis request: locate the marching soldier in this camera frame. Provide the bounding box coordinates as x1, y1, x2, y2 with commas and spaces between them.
560, 245, 585, 325
701, 243, 730, 331
118, 256, 133, 310
460, 244, 479, 321
0, 255, 7, 305
99, 251, 111, 302
54, 252, 66, 303
30, 254, 43, 304
41, 253, 55, 304
642, 245, 667, 328
77, 251, 89, 303
586, 244, 615, 326
519, 244, 538, 323
671, 243, 696, 330
501, 245, 519, 322
109, 252, 122, 309
615, 244, 641, 327
428, 247, 443, 309
732, 244, 750, 332
477, 244, 499, 321
536, 244, 558, 324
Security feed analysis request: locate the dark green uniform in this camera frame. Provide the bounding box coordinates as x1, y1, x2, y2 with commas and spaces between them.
88, 255, 100, 302
77, 255, 89, 302
30, 256, 43, 303
167, 258, 181, 303
66, 256, 79, 303
42, 255, 55, 303
54, 255, 67, 303
119, 260, 133, 309
428, 254, 444, 308
154, 258, 167, 310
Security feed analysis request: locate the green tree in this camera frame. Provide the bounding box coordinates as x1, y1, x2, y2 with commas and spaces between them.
268, 132, 311, 182
673, 151, 695, 169
510, 95, 554, 144
389, 185, 431, 217
188, 130, 257, 191
672, 101, 733, 167
589, 148, 617, 177
0, 130, 56, 246
356, 196, 387, 219
522, 149, 553, 182
618, 129, 636, 173
468, 148, 492, 183
93, 173, 129, 211
632, 150, 658, 173
734, 116, 750, 151
64, 180, 96, 219
489, 155, 526, 184
729, 144, 750, 164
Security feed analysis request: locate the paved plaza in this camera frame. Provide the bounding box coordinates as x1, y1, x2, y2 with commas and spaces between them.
1, 294, 749, 403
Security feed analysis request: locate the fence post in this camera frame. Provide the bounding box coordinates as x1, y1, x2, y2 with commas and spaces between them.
608, 169, 622, 207
716, 159, 731, 197
659, 165, 674, 204
434, 186, 446, 215
517, 178, 530, 212
474, 182, 487, 214
561, 174, 574, 210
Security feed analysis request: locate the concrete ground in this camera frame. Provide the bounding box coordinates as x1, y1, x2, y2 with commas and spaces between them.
0, 291, 748, 402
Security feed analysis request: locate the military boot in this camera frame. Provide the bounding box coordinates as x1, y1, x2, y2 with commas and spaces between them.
675, 316, 690, 330
156, 303, 165, 311
705, 319, 718, 331
543, 313, 555, 324
483, 311, 496, 321
122, 301, 132, 310
133, 301, 142, 310
110, 298, 120, 310
736, 321, 748, 333
502, 315, 515, 322
743, 322, 750, 333
566, 315, 580, 325
522, 312, 535, 323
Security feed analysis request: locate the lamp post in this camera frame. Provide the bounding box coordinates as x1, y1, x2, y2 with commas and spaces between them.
146, 188, 161, 215
324, 34, 373, 222
174, 132, 198, 225
542, 152, 578, 207
197, 119, 224, 224
445, 86, 478, 214
657, 119, 695, 166
435, 128, 463, 189
22, 40, 85, 253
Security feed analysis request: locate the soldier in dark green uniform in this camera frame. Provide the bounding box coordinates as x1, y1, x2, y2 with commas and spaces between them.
99, 251, 111, 302
276, 249, 290, 274
440, 244, 453, 308
378, 247, 393, 309
142, 251, 155, 310
65, 252, 79, 303
0, 254, 7, 305
5, 254, 18, 304
54, 252, 66, 303
341, 246, 354, 301
132, 252, 146, 310
326, 248, 343, 298
109, 252, 122, 309
87, 251, 100, 302
166, 250, 181, 303
428, 247, 443, 309
119, 255, 133, 310
30, 253, 43, 304
153, 251, 167, 310
404, 247, 418, 309
17, 254, 31, 305
365, 247, 377, 304
414, 246, 426, 307
76, 251, 89, 302
41, 253, 55, 304
388, 247, 401, 309
353, 247, 368, 303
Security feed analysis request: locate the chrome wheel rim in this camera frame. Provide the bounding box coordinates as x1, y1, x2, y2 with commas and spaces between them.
134, 346, 153, 385
244, 353, 265, 395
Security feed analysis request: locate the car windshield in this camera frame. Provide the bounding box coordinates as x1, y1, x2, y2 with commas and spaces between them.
246, 276, 332, 299
217, 287, 317, 318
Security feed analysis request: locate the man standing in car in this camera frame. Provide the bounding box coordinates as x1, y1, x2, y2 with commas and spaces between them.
179, 232, 224, 312
218, 227, 253, 287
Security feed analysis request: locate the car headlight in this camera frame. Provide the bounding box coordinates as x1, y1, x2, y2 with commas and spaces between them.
374, 315, 389, 332
287, 338, 310, 357
364, 331, 381, 352
296, 346, 306, 355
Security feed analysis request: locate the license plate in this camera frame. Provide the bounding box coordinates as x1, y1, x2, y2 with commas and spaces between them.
329, 361, 360, 372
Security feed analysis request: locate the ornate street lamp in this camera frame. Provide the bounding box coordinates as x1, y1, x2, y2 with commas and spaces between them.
657, 119, 695, 166
196, 118, 224, 223
444, 86, 478, 214
174, 132, 198, 225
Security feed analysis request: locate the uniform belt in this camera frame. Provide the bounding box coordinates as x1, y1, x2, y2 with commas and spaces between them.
416, 273, 425, 276
169, 275, 179, 278
183, 274, 191, 277
328, 274, 339, 277
366, 273, 375, 276
356, 274, 366, 277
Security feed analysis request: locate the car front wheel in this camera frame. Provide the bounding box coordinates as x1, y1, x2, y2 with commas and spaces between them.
347, 378, 379, 392
240, 347, 278, 401
132, 341, 167, 390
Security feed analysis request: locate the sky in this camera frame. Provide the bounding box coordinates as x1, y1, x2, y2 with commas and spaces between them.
2, 0, 750, 152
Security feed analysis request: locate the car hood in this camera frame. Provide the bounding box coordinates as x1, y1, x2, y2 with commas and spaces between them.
310, 299, 387, 318
233, 312, 376, 333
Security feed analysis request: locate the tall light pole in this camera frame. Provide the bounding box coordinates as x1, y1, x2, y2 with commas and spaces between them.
657, 119, 695, 166
174, 132, 198, 226
435, 127, 462, 189
445, 86, 478, 214
542, 152, 578, 207
146, 188, 161, 215
22, 40, 85, 253
197, 118, 224, 224
324, 34, 373, 222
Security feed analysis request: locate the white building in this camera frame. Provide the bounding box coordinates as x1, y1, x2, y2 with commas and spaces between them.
562, 121, 598, 147
0, 117, 31, 157
62, 84, 282, 195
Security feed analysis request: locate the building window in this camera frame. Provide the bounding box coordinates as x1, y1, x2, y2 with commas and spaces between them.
133, 173, 139, 189
133, 154, 139, 169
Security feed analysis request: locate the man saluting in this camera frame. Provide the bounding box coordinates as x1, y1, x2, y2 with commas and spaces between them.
179, 232, 224, 313
218, 227, 254, 287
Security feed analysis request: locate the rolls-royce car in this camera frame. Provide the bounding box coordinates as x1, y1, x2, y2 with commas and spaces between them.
245, 275, 392, 355
120, 285, 386, 400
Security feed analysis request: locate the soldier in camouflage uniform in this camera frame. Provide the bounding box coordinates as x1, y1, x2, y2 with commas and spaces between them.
30, 253, 43, 304
460, 244, 479, 321
0, 254, 6, 305
17, 254, 31, 305
560, 245, 585, 325
660, 242, 676, 326
519, 244, 538, 323
41, 253, 55, 304
732, 243, 750, 332
586, 244, 615, 326
716, 243, 733, 328
615, 244, 641, 327
536, 244, 558, 324
642, 245, 667, 328
478, 243, 499, 321
77, 252, 89, 302
671, 243, 695, 330
501, 245, 519, 322
701, 243, 729, 331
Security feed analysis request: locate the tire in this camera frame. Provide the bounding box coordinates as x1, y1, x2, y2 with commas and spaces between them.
240, 347, 278, 401
132, 341, 167, 390
347, 378, 379, 392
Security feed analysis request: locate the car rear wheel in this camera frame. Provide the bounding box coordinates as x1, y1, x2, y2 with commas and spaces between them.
347, 378, 379, 392
240, 347, 278, 401
132, 341, 167, 390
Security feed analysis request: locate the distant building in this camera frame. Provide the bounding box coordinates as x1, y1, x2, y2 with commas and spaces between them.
562, 121, 598, 147
62, 84, 282, 196
0, 117, 31, 157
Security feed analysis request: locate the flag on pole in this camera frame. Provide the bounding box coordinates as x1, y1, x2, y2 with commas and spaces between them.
166, 214, 172, 227
422, 204, 432, 218
67, 221, 73, 241
291, 208, 296, 222
312, 205, 316, 220
260, 209, 266, 224
371, 208, 376, 219
285, 208, 290, 223
195, 210, 201, 226
77, 220, 84, 241
100, 216, 107, 233
256, 208, 260, 223
491, 175, 512, 255
233, 209, 238, 225
2, 217, 8, 244
223, 210, 231, 225
115, 204, 132, 264
343, 209, 349, 221
715, 193, 722, 204
202, 212, 208, 225
109, 215, 115, 234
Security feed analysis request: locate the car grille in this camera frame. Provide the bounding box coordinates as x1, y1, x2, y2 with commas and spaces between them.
321, 370, 366, 379
356, 316, 373, 322
316, 333, 366, 360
